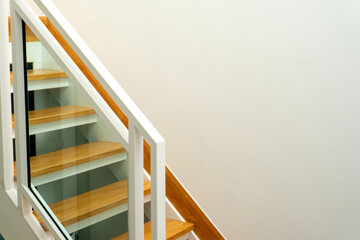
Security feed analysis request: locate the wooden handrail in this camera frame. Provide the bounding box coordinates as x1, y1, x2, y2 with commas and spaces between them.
45, 20, 129, 127
8, 17, 224, 239
8, 16, 45, 42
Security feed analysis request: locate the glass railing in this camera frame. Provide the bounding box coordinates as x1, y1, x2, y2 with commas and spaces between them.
22, 22, 134, 240
10, 0, 166, 237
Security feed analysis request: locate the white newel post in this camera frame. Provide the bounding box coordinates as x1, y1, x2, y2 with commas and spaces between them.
0, 0, 15, 191
10, 0, 31, 214
128, 122, 145, 240
151, 140, 166, 240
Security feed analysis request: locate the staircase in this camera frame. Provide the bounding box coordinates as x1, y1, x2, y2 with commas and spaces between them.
0, 0, 199, 239
7, 32, 195, 239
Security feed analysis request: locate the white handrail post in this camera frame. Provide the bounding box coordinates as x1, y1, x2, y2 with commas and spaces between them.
0, 0, 15, 191
128, 122, 144, 240
10, 0, 31, 214
151, 141, 166, 240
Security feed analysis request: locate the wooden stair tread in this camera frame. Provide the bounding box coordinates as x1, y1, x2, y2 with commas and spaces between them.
14, 141, 124, 180
112, 219, 195, 240
31, 141, 125, 178
10, 69, 67, 82
48, 180, 151, 227
12, 105, 96, 128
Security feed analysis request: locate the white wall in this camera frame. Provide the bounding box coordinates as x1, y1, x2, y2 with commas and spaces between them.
38, 0, 360, 239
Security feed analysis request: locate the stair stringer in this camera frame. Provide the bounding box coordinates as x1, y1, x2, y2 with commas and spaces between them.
142, 171, 199, 240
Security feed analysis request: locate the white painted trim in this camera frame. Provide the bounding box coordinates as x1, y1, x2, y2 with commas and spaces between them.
66, 204, 129, 234
66, 194, 151, 233
21, 184, 71, 239
128, 124, 145, 240
33, 152, 127, 186
0, 0, 14, 191
29, 113, 97, 135
24, 214, 55, 240
10, 78, 70, 93
6, 187, 18, 205
12, 113, 98, 138
0, 185, 52, 240
151, 141, 166, 239
10, 1, 32, 214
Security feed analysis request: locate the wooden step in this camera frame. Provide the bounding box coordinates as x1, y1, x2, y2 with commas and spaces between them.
48, 180, 151, 227
10, 69, 67, 82
31, 141, 125, 178
12, 105, 96, 128
112, 219, 195, 240
14, 142, 126, 185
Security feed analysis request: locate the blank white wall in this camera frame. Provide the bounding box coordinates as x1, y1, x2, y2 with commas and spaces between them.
43, 0, 360, 239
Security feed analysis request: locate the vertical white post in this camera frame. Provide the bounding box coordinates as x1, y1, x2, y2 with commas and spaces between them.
0, 0, 15, 190
10, 2, 31, 214
128, 122, 144, 240
151, 141, 166, 240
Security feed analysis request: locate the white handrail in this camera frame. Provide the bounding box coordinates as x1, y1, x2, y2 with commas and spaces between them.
33, 0, 165, 146
10, 0, 166, 239
13, 0, 129, 150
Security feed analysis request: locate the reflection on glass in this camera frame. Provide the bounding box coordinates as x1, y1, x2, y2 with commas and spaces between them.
24, 23, 131, 240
